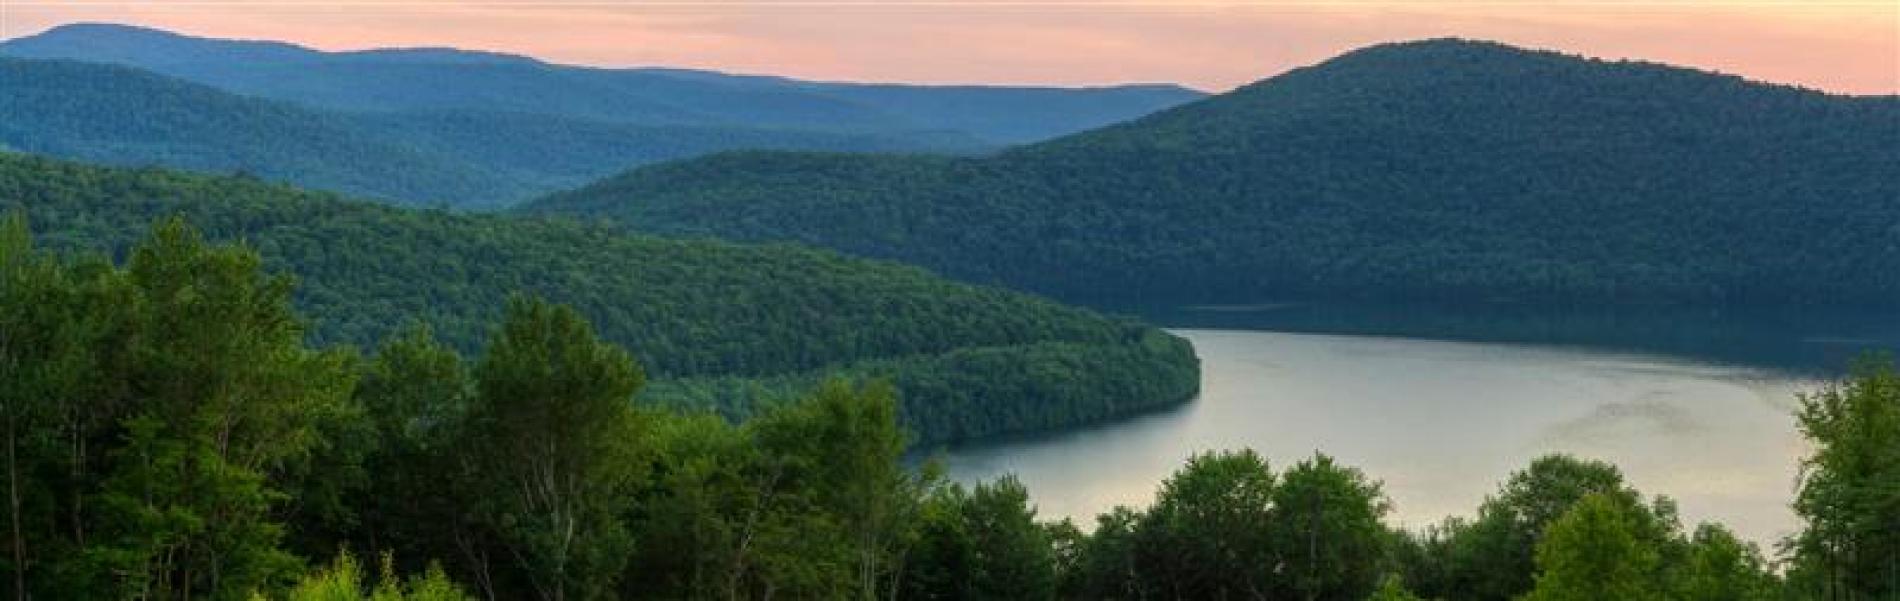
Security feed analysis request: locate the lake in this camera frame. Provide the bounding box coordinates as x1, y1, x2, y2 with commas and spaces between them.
932, 304, 1900, 548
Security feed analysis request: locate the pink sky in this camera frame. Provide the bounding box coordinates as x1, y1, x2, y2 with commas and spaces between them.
1, 1, 1894, 94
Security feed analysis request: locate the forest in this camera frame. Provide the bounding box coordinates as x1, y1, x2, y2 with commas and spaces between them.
0, 153, 1200, 444
528, 39, 1900, 308
0, 23, 1202, 146
0, 23, 1204, 207
0, 57, 980, 208
1, 214, 1893, 600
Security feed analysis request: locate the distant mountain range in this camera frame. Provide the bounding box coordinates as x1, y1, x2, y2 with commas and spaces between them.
0, 23, 1202, 207
526, 39, 1900, 308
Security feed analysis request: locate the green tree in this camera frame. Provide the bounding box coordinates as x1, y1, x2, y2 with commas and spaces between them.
747, 379, 919, 600
1521, 493, 1659, 601
461, 297, 651, 601
331, 325, 472, 579
84, 219, 357, 600
1271, 454, 1390, 601
1426, 455, 1673, 601
961, 477, 1056, 600
1789, 357, 1900, 599
1678, 524, 1777, 601
267, 552, 474, 601
1060, 506, 1145, 600
901, 483, 976, 600
1364, 575, 1424, 601
903, 476, 1057, 600
1136, 449, 1278, 600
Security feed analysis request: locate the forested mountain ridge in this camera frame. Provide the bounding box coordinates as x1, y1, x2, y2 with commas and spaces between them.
528, 39, 1900, 307
0, 56, 985, 207
0, 152, 1198, 443
0, 57, 529, 206
0, 22, 1205, 144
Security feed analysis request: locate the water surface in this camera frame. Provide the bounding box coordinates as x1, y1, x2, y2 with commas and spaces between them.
937, 305, 1900, 547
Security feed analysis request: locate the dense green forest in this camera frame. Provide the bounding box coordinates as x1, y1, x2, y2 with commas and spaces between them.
0, 58, 525, 207
2, 220, 1892, 599
0, 57, 985, 208
0, 153, 1198, 443
528, 39, 1900, 308
0, 23, 1201, 144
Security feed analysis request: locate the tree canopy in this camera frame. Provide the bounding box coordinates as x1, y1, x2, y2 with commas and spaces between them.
0, 154, 1199, 445
529, 39, 1900, 308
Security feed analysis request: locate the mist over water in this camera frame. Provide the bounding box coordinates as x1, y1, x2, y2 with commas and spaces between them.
935, 305, 1900, 548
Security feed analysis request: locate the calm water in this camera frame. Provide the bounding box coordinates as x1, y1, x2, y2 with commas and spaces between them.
934, 305, 1900, 548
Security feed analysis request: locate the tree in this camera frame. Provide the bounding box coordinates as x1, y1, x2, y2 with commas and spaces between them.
901, 483, 976, 600
268, 551, 475, 601
1788, 357, 1900, 599
962, 477, 1056, 600
85, 219, 357, 600
1678, 524, 1777, 601
1427, 454, 1671, 601
1363, 575, 1424, 601
328, 325, 472, 578
1521, 493, 1659, 601
747, 379, 919, 600
461, 296, 651, 601
1135, 449, 1278, 599
1270, 454, 1390, 601
1060, 506, 1145, 600
902, 476, 1057, 600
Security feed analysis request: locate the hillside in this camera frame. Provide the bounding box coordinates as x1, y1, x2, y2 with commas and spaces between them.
0, 58, 527, 206
0, 57, 984, 207
527, 39, 1900, 307
0, 22, 1204, 145
0, 152, 1198, 442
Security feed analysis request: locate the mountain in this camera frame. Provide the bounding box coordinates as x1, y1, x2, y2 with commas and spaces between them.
0, 152, 1199, 443
0, 56, 985, 207
526, 39, 1900, 308
0, 57, 528, 206
0, 23, 1204, 145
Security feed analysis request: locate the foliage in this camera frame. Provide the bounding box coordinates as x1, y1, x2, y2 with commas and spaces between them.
1364, 576, 1424, 601
460, 297, 651, 600
1270, 454, 1391, 601
1400, 454, 1679, 601
529, 39, 1900, 308
901, 476, 1058, 601
0, 214, 355, 599
0, 199, 1843, 600
266, 552, 473, 601
0, 153, 1199, 444
1521, 493, 1660, 601
1787, 357, 1900, 598
1679, 524, 1779, 601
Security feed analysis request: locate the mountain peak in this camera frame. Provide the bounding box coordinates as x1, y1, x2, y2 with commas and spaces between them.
2, 21, 317, 64
1274, 37, 1810, 96
3, 22, 540, 67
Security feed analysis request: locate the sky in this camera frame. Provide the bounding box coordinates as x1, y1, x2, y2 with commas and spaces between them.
0, 0, 1894, 94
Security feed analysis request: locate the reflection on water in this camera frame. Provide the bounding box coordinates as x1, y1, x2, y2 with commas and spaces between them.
934, 306, 1900, 548
1132, 302, 1900, 375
